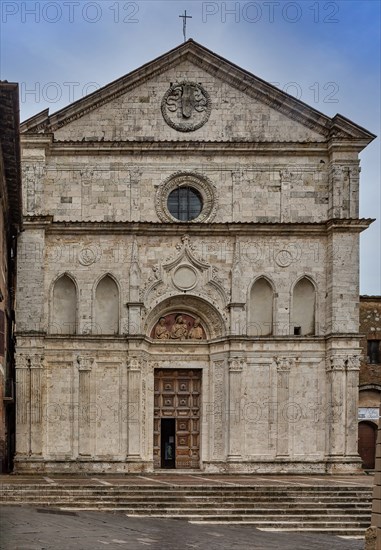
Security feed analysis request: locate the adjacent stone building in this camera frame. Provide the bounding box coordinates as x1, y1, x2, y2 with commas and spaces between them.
359, 296, 381, 469
0, 82, 23, 472
15, 41, 376, 473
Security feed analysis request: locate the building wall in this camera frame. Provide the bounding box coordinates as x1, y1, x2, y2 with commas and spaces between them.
358, 297, 381, 471
0, 158, 8, 469
15, 48, 372, 473
0, 82, 22, 472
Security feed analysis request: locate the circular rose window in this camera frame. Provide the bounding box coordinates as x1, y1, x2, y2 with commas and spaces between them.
167, 187, 202, 222
155, 172, 217, 223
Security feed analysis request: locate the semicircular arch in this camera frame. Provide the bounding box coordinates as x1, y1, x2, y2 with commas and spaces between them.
144, 295, 226, 340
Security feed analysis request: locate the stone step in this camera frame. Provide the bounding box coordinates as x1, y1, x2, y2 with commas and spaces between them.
0, 501, 371, 515
1, 496, 371, 507
1, 494, 371, 504
0, 497, 371, 507
0, 496, 371, 505
0, 489, 372, 502
0, 483, 372, 495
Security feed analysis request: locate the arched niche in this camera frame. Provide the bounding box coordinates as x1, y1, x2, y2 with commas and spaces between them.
145, 295, 226, 340
51, 274, 77, 334
291, 277, 316, 336
94, 275, 119, 335
248, 277, 274, 336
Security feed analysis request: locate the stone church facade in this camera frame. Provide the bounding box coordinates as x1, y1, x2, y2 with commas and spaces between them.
15, 41, 375, 473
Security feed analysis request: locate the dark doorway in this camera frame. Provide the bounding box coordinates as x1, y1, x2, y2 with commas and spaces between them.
154, 369, 201, 470
161, 418, 176, 469
358, 421, 377, 469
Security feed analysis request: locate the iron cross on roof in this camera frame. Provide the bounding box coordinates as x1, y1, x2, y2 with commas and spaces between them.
179, 10, 192, 42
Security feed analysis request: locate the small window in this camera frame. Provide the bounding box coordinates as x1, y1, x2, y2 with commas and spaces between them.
368, 340, 380, 364
167, 187, 202, 221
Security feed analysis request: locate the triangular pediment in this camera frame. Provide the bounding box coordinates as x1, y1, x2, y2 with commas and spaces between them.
21, 40, 375, 146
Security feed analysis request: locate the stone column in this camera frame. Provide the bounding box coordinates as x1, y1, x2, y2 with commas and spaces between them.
127, 358, 142, 460
15, 353, 31, 456
345, 354, 361, 457
211, 359, 226, 462
129, 168, 141, 222
274, 357, 293, 457
325, 355, 346, 457
22, 161, 46, 216
76, 355, 94, 457
127, 238, 143, 335
227, 358, 245, 460
30, 354, 44, 456
229, 240, 245, 336
15, 352, 44, 458
231, 169, 244, 222
328, 163, 343, 218
348, 165, 360, 219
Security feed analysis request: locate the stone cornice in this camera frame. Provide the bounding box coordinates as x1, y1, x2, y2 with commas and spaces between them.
23, 218, 374, 235
21, 138, 331, 157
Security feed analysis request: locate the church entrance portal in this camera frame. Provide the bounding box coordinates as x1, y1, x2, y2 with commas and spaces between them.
154, 369, 201, 469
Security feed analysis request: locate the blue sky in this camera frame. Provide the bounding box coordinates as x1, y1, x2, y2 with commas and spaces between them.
1, 0, 380, 293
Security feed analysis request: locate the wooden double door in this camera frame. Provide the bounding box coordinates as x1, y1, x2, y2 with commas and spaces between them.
154, 369, 201, 469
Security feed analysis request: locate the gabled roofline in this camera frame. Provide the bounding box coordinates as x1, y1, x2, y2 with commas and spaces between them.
20, 40, 376, 146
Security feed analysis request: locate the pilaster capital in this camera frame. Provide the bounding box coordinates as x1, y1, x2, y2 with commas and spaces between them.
273, 356, 295, 372
327, 355, 346, 372
346, 354, 362, 371
127, 357, 142, 372
76, 355, 94, 372
228, 357, 245, 372
16, 352, 45, 369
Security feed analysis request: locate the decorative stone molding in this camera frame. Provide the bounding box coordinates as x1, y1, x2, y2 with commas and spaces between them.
141, 235, 229, 318
76, 355, 94, 372
172, 264, 198, 291
273, 356, 296, 372
328, 355, 346, 372
143, 293, 226, 340
228, 358, 245, 372
155, 172, 217, 223
16, 353, 45, 369
78, 246, 100, 266
275, 249, 294, 268
346, 354, 362, 371
161, 81, 211, 132
127, 358, 142, 371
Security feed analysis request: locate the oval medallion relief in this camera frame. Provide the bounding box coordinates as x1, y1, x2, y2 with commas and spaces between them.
172, 264, 198, 291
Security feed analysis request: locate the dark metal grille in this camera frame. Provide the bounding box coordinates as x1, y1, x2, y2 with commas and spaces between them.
167, 187, 202, 221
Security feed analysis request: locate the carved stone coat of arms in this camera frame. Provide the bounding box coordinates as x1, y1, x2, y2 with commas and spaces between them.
161, 81, 211, 132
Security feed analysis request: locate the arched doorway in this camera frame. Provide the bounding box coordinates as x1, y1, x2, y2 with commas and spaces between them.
358, 421, 377, 469
146, 297, 225, 471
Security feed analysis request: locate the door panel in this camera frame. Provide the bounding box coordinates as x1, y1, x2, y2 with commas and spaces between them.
358, 421, 377, 469
154, 369, 201, 469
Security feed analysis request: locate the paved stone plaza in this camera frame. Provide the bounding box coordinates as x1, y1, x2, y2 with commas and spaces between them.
0, 505, 365, 550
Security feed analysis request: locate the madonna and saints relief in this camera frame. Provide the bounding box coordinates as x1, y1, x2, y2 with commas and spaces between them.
152, 313, 206, 341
